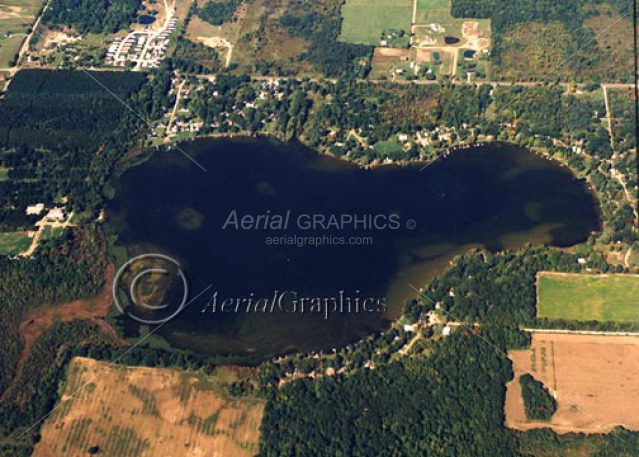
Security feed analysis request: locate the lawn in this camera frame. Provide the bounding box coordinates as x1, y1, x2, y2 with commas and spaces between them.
40, 225, 66, 241
339, 0, 413, 46
0, 231, 31, 255
537, 272, 639, 323
0, 34, 24, 66
373, 137, 405, 158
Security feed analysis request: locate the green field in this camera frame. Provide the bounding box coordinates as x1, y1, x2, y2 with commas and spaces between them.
339, 0, 413, 45
415, 0, 450, 24
537, 273, 639, 322
0, 34, 23, 66
0, 231, 31, 255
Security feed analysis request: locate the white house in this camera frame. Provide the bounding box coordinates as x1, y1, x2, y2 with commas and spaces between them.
26, 204, 45, 216
45, 208, 65, 222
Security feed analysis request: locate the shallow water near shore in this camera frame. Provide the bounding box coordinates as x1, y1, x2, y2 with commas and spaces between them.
108, 138, 600, 356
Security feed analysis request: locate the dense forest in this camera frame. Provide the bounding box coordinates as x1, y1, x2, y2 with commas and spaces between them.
520, 374, 557, 421
0, 70, 146, 227
0, 70, 145, 150
172, 37, 224, 73
260, 332, 518, 456
196, 0, 242, 26
517, 428, 639, 456
43, 0, 142, 34
0, 227, 107, 397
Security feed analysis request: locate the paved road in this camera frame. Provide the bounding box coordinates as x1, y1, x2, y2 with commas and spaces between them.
195, 73, 635, 89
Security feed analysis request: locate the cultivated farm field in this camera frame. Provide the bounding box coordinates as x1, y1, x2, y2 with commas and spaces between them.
537, 272, 639, 323
339, 0, 413, 45
33, 357, 265, 457
505, 333, 639, 433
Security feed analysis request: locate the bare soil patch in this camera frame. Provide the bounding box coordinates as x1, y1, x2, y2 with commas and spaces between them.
33, 358, 265, 457
505, 333, 639, 434
41, 29, 81, 47
376, 47, 411, 58
415, 48, 431, 62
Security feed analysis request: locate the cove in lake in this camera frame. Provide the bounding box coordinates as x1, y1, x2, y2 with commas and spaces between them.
108, 139, 600, 356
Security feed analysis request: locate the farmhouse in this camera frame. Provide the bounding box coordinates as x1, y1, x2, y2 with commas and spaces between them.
25, 203, 45, 216
45, 208, 65, 222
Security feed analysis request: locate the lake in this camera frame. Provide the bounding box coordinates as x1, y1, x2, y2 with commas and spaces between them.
108, 139, 600, 356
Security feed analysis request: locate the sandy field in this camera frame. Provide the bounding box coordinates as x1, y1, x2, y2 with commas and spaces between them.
372, 47, 411, 63
34, 358, 265, 457
505, 333, 639, 434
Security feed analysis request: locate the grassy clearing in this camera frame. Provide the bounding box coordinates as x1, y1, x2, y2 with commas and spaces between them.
0, 34, 23, 66
497, 22, 572, 81
232, 0, 314, 73
40, 225, 66, 242
188, 13, 239, 42
496, 4, 633, 82
0, 166, 9, 181
582, 5, 634, 83
537, 272, 639, 322
0, 231, 31, 255
339, 0, 413, 45
373, 137, 404, 156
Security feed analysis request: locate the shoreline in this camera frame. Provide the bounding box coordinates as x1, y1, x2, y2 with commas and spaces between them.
163, 129, 587, 176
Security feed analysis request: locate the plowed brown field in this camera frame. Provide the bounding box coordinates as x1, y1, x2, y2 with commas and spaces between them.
505, 333, 639, 434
